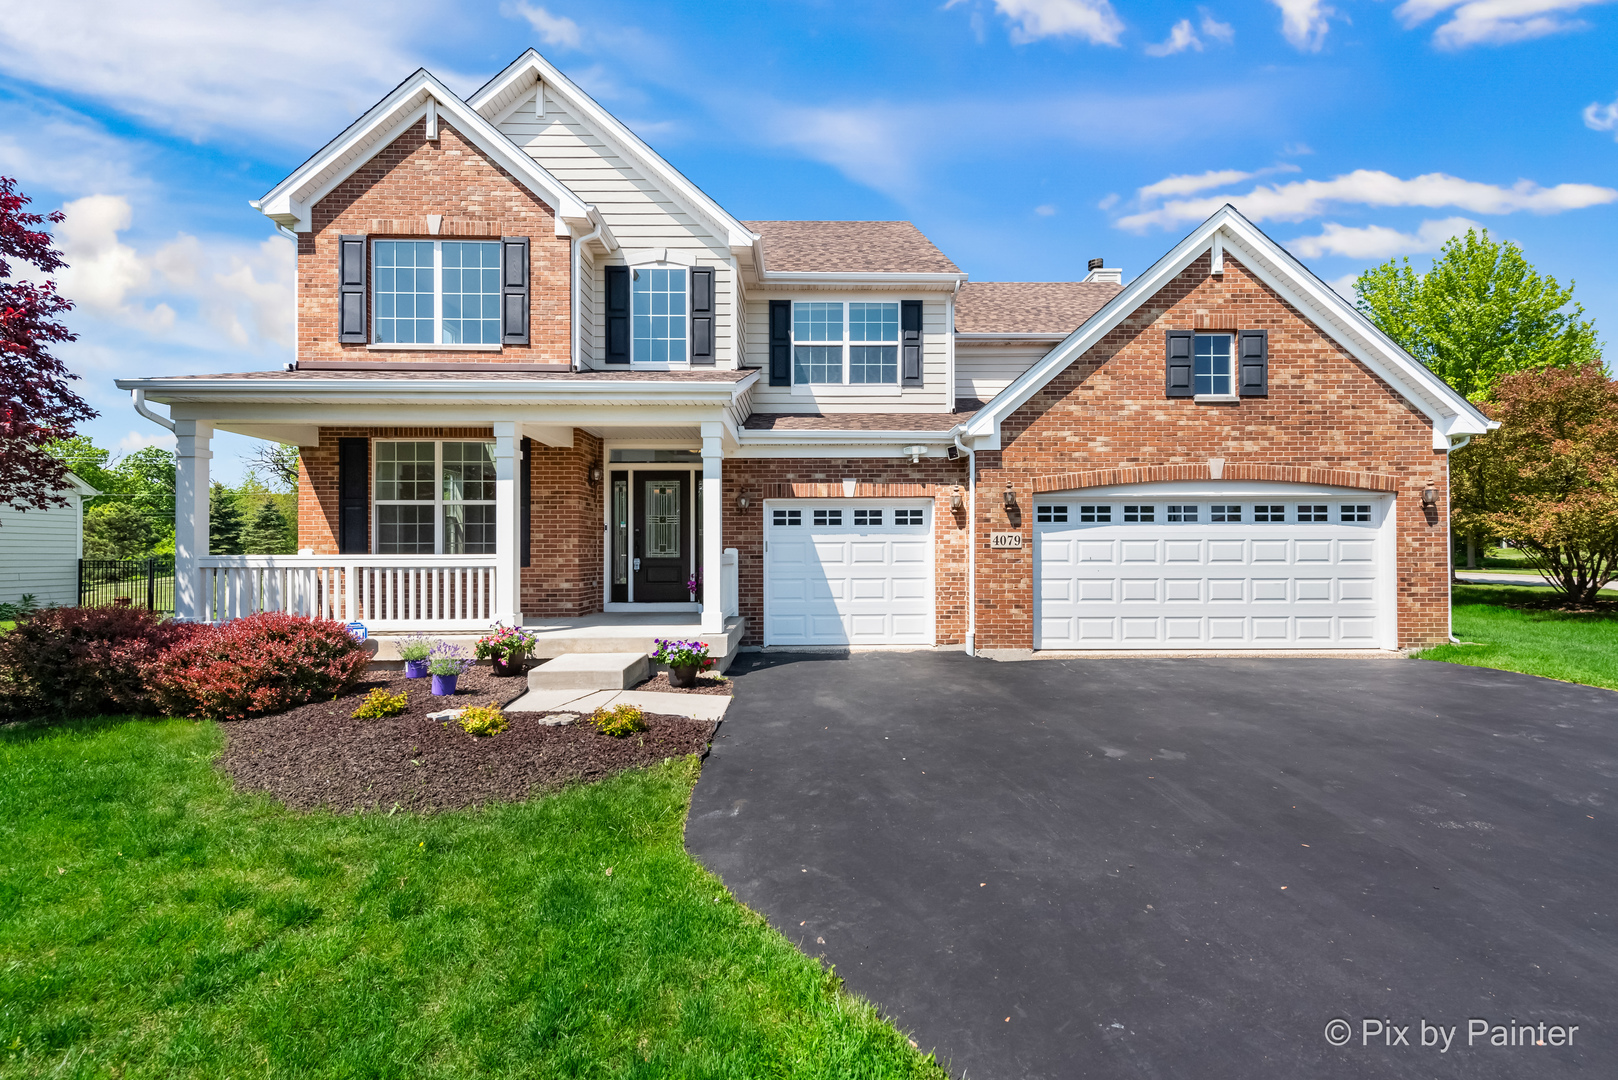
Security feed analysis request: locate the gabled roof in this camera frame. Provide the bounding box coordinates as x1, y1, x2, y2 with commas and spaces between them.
253, 68, 592, 234
469, 50, 756, 251
744, 221, 961, 274
956, 281, 1122, 336
962, 205, 1496, 452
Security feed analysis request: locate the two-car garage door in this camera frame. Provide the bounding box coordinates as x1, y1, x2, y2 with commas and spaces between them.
764, 501, 934, 646
1036, 492, 1391, 650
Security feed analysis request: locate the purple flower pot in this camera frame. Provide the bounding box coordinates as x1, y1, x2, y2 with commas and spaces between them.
404, 659, 429, 679
430, 673, 458, 696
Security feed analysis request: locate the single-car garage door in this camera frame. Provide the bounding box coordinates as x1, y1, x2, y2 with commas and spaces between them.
1035, 493, 1391, 650
764, 501, 934, 646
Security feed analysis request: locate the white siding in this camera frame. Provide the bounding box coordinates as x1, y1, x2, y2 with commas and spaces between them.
499, 89, 735, 369
0, 496, 82, 608
745, 295, 954, 413
955, 342, 1060, 403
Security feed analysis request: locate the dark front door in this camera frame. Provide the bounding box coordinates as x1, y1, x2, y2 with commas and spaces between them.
633, 472, 691, 602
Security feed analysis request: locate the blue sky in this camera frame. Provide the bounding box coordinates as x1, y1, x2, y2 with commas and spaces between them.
3, 0, 1615, 483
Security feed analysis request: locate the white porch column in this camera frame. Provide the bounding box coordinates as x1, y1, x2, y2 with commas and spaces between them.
173, 420, 212, 621
493, 422, 522, 626
700, 421, 725, 633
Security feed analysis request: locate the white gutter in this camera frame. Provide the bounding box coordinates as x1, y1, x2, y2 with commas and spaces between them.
572, 212, 605, 373
954, 431, 975, 656
130, 388, 175, 431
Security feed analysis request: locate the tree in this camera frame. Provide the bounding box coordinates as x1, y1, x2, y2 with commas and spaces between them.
83, 501, 157, 559
242, 500, 294, 555
246, 442, 301, 491
0, 177, 93, 516
1453, 365, 1618, 605
1355, 228, 1601, 400
209, 481, 244, 555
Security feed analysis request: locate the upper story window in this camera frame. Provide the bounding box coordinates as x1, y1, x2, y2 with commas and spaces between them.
632, 267, 687, 364
374, 440, 496, 555
373, 240, 503, 345
792, 301, 899, 385
1194, 333, 1232, 397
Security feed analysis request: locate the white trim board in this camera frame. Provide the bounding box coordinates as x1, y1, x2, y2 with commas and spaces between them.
961, 205, 1495, 453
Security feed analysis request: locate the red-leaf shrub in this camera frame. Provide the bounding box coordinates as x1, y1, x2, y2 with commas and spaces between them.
146, 612, 371, 721
0, 606, 199, 719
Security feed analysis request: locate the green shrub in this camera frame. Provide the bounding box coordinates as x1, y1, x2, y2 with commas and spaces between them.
351, 687, 408, 720
590, 703, 645, 738
460, 701, 508, 736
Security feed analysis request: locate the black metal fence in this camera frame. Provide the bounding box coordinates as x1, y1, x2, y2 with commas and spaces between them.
79, 557, 176, 613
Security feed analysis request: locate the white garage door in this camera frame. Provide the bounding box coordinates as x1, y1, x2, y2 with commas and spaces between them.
764, 501, 934, 646
1035, 495, 1389, 650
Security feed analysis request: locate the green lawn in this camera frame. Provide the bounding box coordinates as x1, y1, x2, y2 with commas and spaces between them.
1416, 583, 1618, 691
0, 718, 944, 1079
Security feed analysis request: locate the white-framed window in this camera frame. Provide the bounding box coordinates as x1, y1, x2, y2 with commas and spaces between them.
1166, 504, 1198, 523
1298, 504, 1329, 522
1036, 505, 1068, 523
374, 440, 496, 554
894, 508, 925, 526
1341, 504, 1372, 523
373, 240, 503, 345
1194, 333, 1233, 396
792, 301, 900, 386
632, 266, 687, 364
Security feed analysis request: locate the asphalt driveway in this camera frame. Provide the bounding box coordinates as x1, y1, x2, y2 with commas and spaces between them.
686, 653, 1618, 1079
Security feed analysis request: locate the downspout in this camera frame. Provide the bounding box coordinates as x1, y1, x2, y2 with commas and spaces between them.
572, 212, 605, 374
954, 430, 975, 656
1444, 433, 1472, 644
131, 388, 175, 432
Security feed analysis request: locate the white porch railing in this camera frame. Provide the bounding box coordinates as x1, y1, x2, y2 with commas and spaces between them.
721, 547, 738, 618
196, 555, 500, 629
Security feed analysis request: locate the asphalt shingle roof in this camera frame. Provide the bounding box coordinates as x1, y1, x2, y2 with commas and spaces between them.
744, 221, 961, 274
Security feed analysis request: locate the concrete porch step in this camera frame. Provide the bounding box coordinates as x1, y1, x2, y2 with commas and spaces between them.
528, 651, 649, 692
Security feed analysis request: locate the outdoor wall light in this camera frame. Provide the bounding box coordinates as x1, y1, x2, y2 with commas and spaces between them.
950, 486, 964, 512
589, 465, 603, 483
902, 444, 928, 464
1002, 484, 1017, 510
1421, 484, 1439, 508
735, 494, 752, 510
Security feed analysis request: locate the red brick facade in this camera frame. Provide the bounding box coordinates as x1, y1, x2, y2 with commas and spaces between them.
300, 118, 571, 363
967, 253, 1449, 650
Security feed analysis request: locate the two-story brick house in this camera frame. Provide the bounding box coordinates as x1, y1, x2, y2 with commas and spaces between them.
119, 49, 1493, 665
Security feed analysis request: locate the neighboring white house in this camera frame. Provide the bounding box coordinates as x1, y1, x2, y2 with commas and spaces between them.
0, 473, 98, 609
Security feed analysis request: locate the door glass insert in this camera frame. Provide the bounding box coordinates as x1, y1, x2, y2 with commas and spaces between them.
613, 479, 629, 585
646, 480, 681, 557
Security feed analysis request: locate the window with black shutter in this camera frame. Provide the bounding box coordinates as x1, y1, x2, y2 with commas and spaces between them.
689, 266, 714, 364
338, 235, 367, 343
1165, 330, 1193, 397
605, 265, 629, 364
501, 237, 529, 345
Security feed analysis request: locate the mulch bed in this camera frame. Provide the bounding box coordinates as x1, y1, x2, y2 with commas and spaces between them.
217, 668, 718, 813
629, 671, 734, 695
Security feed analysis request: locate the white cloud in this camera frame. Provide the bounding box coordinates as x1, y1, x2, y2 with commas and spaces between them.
1115, 168, 1618, 231
506, 2, 583, 48
1146, 19, 1204, 55
1136, 164, 1300, 203
1326, 273, 1359, 300
1586, 93, 1618, 138
0, 0, 472, 145
760, 104, 920, 197
118, 429, 176, 453
981, 0, 1126, 45
1035, 203, 1058, 216
1199, 8, 1237, 43
1270, 0, 1336, 51
0, 97, 148, 198
1394, 0, 1610, 49
1286, 216, 1481, 259
54, 195, 294, 348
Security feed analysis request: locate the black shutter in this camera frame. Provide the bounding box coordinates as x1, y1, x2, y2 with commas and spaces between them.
1165, 330, 1194, 398
769, 299, 791, 385
1238, 329, 1269, 396
605, 265, 630, 364
519, 437, 532, 568
501, 237, 530, 345
337, 235, 367, 343
901, 299, 923, 384
689, 266, 714, 365
337, 438, 368, 554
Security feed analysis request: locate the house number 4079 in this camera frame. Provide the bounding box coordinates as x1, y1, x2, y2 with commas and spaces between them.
989, 532, 1023, 550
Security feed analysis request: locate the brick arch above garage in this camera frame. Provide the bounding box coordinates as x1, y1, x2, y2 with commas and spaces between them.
1031, 464, 1401, 495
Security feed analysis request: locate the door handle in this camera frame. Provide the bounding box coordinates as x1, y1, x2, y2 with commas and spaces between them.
633, 558, 641, 572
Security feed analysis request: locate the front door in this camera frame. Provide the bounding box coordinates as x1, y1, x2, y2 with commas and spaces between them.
633, 472, 691, 602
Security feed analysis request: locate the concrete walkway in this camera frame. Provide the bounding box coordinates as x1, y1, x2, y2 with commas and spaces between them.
506, 685, 731, 722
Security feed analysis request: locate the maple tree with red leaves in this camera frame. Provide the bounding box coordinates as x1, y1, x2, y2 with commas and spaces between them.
1452, 364, 1618, 605
0, 175, 93, 515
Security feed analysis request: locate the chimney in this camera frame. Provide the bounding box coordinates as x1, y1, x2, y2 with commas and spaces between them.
1084, 257, 1123, 285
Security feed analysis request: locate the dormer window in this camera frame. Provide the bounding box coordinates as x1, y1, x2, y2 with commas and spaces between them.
791, 301, 899, 385
631, 267, 687, 364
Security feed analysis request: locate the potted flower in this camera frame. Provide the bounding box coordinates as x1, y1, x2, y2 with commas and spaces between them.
475, 623, 538, 677
427, 642, 474, 696
687, 568, 702, 602
397, 634, 434, 679
651, 637, 714, 688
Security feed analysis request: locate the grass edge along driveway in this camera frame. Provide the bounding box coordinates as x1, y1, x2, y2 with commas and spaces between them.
1416, 582, 1618, 692
0, 716, 946, 1079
